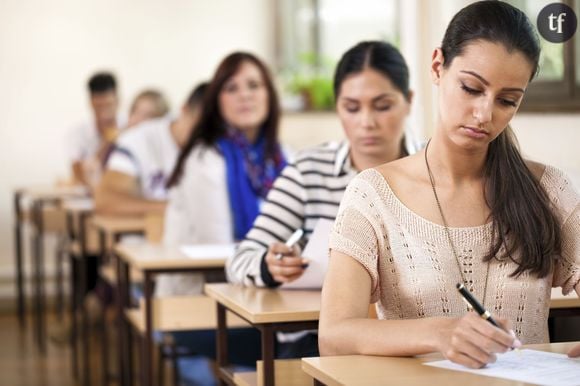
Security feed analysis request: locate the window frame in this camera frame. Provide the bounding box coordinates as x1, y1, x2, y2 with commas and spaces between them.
520, 0, 579, 112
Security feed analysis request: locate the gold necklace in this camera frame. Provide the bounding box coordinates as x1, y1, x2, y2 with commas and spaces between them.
424, 140, 491, 307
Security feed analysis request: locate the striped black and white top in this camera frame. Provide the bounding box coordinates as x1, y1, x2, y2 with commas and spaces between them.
226, 137, 421, 287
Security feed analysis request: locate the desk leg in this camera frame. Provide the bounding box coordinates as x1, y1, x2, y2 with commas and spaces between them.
116, 253, 131, 386
216, 303, 228, 386
32, 200, 47, 353
70, 252, 79, 380
79, 213, 91, 386
260, 324, 275, 386
14, 191, 26, 328
143, 272, 154, 386
67, 211, 79, 379
55, 234, 65, 321
97, 227, 111, 386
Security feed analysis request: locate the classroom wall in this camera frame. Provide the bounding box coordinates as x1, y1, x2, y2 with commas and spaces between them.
0, 0, 275, 298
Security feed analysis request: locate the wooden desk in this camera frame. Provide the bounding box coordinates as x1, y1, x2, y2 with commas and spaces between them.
124, 296, 249, 332
204, 283, 321, 386
550, 288, 580, 310
13, 185, 88, 353
90, 215, 147, 257
114, 242, 228, 386
302, 342, 578, 386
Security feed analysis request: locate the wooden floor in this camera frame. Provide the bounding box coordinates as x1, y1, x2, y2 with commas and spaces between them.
0, 312, 102, 386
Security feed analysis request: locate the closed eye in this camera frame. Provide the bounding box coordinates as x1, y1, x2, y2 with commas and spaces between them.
499, 98, 517, 107
375, 104, 392, 111
461, 83, 481, 95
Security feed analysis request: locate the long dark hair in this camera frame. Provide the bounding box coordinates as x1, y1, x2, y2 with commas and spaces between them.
334, 40, 411, 155
167, 52, 281, 188
442, 0, 560, 278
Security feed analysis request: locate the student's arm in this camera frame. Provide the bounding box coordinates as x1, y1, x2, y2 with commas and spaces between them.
94, 170, 166, 216
226, 163, 308, 287
71, 161, 87, 185
320, 176, 517, 368
319, 250, 517, 368
67, 124, 91, 186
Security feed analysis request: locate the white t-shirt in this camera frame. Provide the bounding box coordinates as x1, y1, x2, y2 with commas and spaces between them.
106, 116, 178, 201
66, 114, 127, 163
155, 144, 233, 297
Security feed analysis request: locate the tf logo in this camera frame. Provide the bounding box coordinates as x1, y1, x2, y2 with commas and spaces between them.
537, 3, 577, 43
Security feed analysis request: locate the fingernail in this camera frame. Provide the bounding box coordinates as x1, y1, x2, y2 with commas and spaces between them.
302, 259, 310, 264
513, 339, 522, 348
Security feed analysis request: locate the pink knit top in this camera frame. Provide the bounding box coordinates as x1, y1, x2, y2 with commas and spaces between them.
329, 166, 579, 344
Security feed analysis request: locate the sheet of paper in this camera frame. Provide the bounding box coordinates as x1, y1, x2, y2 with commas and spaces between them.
282, 219, 334, 289
180, 244, 236, 260
425, 349, 580, 386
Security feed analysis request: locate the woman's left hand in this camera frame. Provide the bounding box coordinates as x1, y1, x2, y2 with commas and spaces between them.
568, 344, 580, 358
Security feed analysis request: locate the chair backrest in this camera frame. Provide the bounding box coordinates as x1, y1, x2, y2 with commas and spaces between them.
41, 206, 67, 233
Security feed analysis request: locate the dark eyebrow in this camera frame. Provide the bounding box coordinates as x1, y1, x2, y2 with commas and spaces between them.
341, 93, 395, 103
460, 70, 525, 93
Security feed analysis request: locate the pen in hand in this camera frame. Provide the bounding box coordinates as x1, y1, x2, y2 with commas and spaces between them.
275, 229, 304, 260
456, 283, 522, 349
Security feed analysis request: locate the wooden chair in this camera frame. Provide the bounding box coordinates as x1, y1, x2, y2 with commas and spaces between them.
124, 296, 249, 386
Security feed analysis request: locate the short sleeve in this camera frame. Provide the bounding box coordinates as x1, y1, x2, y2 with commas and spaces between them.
553, 204, 580, 294
107, 146, 139, 176
329, 176, 382, 303
105, 129, 143, 176
545, 166, 580, 294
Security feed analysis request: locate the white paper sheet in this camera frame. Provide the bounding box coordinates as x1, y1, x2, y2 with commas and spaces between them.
281, 219, 334, 289
425, 349, 580, 386
180, 244, 236, 260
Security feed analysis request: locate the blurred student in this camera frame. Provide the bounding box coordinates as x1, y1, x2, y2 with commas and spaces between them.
160, 52, 286, 295
227, 41, 420, 358
100, 89, 171, 166
94, 84, 206, 216
66, 72, 126, 188
319, 1, 580, 367
126, 89, 170, 129
157, 52, 287, 383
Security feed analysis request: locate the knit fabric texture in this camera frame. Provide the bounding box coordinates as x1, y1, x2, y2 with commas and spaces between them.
330, 165, 580, 344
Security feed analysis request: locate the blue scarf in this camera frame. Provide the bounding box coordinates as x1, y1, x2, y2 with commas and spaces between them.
217, 130, 286, 240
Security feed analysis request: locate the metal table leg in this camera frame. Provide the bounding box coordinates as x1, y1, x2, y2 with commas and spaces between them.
14, 190, 26, 328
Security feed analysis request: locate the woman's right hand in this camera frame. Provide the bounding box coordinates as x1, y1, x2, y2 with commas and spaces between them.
436, 312, 522, 368
265, 242, 309, 283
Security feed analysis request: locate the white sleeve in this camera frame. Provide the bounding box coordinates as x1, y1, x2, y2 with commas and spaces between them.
106, 146, 139, 177
162, 184, 195, 245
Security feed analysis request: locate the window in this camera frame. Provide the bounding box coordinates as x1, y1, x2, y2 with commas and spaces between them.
508, 0, 580, 112
274, 0, 400, 111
